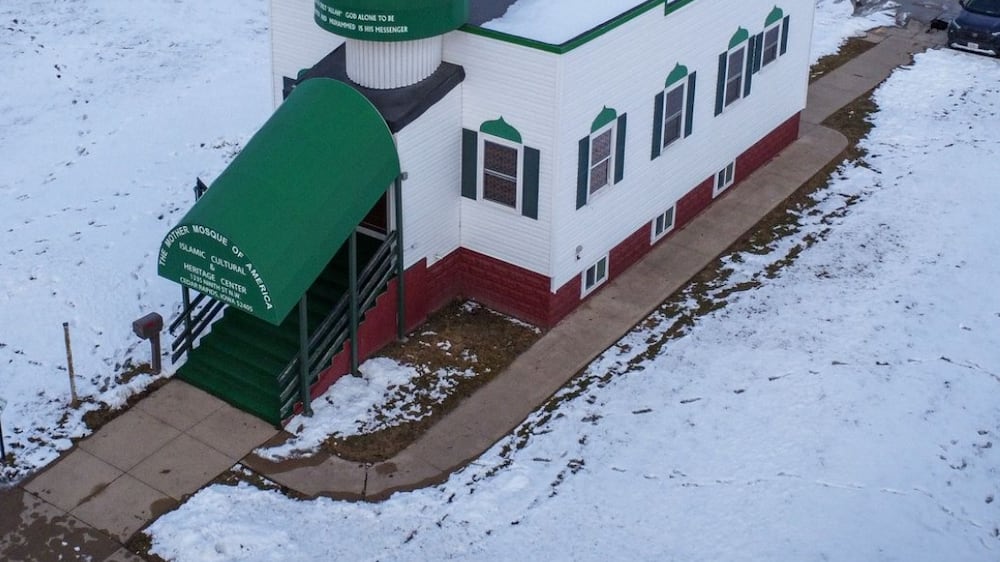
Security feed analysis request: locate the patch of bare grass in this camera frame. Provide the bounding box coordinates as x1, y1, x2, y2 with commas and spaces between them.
811, 35, 879, 82
325, 300, 543, 463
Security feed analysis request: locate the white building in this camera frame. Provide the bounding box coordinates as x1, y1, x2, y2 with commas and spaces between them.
159, 0, 815, 424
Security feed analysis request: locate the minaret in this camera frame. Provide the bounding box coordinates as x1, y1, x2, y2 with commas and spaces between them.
314, 1, 469, 90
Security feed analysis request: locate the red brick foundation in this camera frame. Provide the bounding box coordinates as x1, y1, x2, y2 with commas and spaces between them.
304, 112, 802, 412
736, 113, 801, 184
676, 176, 715, 229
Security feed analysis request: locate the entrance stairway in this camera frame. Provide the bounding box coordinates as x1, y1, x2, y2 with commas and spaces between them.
174, 234, 382, 426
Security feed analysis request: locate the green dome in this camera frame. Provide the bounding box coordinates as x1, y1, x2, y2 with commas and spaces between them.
315, 0, 468, 41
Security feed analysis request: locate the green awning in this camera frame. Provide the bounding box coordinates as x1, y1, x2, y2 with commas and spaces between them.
157, 78, 401, 325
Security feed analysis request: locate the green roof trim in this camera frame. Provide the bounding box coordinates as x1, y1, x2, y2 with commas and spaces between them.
665, 63, 689, 88
591, 107, 619, 133
766, 6, 784, 27
664, 0, 697, 16
460, 0, 684, 55
480, 117, 522, 143
315, 0, 468, 42
158, 78, 401, 325
729, 27, 750, 50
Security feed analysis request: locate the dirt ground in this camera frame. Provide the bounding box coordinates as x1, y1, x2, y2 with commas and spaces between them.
324, 300, 542, 463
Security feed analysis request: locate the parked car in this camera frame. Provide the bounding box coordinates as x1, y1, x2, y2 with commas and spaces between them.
948, 0, 1000, 56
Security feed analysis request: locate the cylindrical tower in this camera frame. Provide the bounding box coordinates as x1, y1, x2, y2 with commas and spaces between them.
314, 0, 468, 90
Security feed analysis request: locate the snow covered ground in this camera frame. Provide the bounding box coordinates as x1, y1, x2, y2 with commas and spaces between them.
139, 8, 1000, 562
0, 0, 271, 484
811, 0, 896, 63
0, 0, 893, 487
148, 45, 1000, 560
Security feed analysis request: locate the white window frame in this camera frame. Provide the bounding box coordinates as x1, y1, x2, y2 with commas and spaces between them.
713, 161, 736, 198
651, 205, 676, 243
760, 20, 782, 69
662, 81, 687, 150
478, 133, 523, 214
724, 44, 747, 108
587, 122, 616, 199
582, 255, 609, 297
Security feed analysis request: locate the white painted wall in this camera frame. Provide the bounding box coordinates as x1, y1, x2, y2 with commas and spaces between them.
443, 32, 561, 276
548, 0, 815, 290
266, 0, 815, 295
394, 87, 463, 269
270, 0, 343, 106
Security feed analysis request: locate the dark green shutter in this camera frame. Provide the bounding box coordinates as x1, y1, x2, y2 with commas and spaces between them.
461, 128, 478, 199
753, 32, 764, 73
614, 114, 627, 184
714, 52, 727, 116
743, 36, 755, 98
651, 92, 665, 159
576, 137, 589, 209
684, 72, 697, 138
780, 15, 790, 55
522, 147, 540, 219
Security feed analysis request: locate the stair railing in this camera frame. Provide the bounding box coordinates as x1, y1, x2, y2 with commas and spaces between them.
168, 178, 225, 364
168, 291, 225, 363
276, 231, 399, 419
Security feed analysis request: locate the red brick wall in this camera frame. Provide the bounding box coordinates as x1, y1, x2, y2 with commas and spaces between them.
455, 248, 552, 327
610, 225, 652, 279
676, 176, 715, 229
736, 113, 800, 184
547, 275, 581, 326
303, 111, 804, 416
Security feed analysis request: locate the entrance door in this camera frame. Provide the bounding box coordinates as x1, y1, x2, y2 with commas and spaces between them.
358, 192, 388, 239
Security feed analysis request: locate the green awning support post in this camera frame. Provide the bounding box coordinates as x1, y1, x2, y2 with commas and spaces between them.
394, 175, 405, 340
298, 295, 312, 416
349, 231, 359, 377
181, 287, 193, 345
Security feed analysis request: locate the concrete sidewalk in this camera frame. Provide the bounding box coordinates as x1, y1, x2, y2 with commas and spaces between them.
245, 23, 945, 500
0, 21, 944, 561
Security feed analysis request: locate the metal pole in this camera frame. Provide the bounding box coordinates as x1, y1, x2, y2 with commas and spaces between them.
393, 176, 406, 340
62, 322, 79, 408
181, 287, 193, 357
349, 230, 359, 377
150, 332, 162, 375
298, 296, 312, 416
0, 396, 7, 463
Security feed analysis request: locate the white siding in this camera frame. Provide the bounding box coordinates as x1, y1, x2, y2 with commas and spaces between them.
549, 0, 814, 290
443, 32, 561, 276
270, 0, 343, 106
394, 87, 463, 269
346, 37, 443, 90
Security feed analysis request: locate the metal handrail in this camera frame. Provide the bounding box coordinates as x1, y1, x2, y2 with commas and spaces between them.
169, 292, 226, 363
167, 178, 226, 364
168, 292, 208, 333
277, 232, 399, 418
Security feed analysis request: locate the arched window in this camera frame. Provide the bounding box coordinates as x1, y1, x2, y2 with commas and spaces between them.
461, 117, 540, 219
576, 107, 628, 208
652, 63, 697, 159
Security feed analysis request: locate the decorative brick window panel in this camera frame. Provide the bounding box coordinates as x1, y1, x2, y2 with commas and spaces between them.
483, 140, 518, 208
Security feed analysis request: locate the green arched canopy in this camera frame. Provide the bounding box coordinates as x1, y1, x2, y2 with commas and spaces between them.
665, 63, 689, 88
591, 106, 618, 133
766, 6, 785, 26
729, 27, 750, 49
480, 117, 522, 143
158, 78, 401, 325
